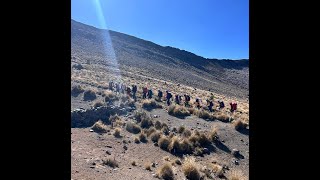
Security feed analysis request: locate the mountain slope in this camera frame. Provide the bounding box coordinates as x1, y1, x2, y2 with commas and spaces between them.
71, 19, 248, 99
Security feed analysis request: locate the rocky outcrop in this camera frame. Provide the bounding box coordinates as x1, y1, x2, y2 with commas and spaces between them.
71, 105, 135, 128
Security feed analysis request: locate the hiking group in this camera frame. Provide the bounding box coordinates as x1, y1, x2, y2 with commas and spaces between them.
108, 81, 237, 113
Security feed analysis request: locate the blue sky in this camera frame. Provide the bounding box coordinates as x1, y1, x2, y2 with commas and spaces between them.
72, 0, 248, 60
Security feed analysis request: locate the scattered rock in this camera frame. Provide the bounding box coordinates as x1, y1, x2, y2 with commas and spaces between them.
106, 145, 112, 148
221, 140, 225, 143
197, 127, 201, 129
90, 166, 95, 168
196, 122, 199, 125
92, 162, 96, 165
234, 160, 239, 165
152, 162, 156, 167
231, 149, 240, 157
106, 150, 111, 155
129, 167, 131, 169
89, 129, 94, 132
223, 165, 229, 170
203, 148, 209, 154
240, 139, 244, 142
152, 174, 156, 177
123, 145, 128, 150
154, 142, 158, 146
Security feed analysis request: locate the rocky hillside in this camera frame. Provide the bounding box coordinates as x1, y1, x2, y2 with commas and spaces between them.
71, 19, 248, 99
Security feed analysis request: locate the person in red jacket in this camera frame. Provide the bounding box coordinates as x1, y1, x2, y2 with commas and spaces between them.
142, 87, 148, 99
230, 102, 238, 112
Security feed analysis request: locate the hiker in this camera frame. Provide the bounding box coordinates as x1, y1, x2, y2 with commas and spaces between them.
195, 98, 201, 109
207, 99, 214, 112
175, 95, 180, 105
109, 81, 114, 91
210, 93, 214, 100
126, 87, 131, 97
115, 83, 120, 93
230, 102, 237, 112
218, 100, 225, 110
147, 89, 153, 99
121, 84, 126, 94
166, 90, 172, 106
184, 94, 191, 107
142, 86, 148, 99
158, 89, 163, 101
132, 85, 137, 101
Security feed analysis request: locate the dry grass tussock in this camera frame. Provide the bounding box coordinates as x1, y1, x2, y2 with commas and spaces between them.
168, 105, 190, 118
102, 158, 119, 168
142, 99, 162, 109
182, 157, 201, 180
104, 90, 119, 102
91, 120, 108, 133
125, 122, 141, 134
226, 169, 247, 180
157, 163, 174, 180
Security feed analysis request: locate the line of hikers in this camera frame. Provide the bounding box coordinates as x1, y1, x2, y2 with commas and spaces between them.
108, 81, 237, 112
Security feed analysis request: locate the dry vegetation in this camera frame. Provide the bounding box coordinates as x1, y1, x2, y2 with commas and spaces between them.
157, 163, 174, 180
182, 157, 201, 180
91, 120, 108, 133
102, 158, 119, 168
226, 169, 247, 180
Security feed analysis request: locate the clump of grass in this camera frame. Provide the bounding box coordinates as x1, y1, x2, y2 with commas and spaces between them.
104, 90, 119, 102
168, 105, 190, 118
71, 85, 84, 96
168, 136, 180, 153
178, 126, 185, 133
126, 122, 141, 134
134, 136, 140, 143
193, 147, 204, 156
182, 157, 201, 180
145, 127, 156, 136
93, 101, 104, 108
196, 109, 211, 120
140, 117, 154, 129
209, 126, 219, 142
162, 122, 169, 128
134, 110, 148, 123
144, 162, 152, 171
187, 107, 196, 115
198, 133, 210, 146
142, 99, 162, 109
113, 128, 121, 137
83, 89, 97, 101
109, 114, 122, 124
212, 164, 224, 177
91, 120, 108, 133
102, 158, 119, 168
161, 126, 170, 135
150, 131, 161, 143
158, 136, 170, 150
157, 163, 174, 180
139, 132, 147, 142
226, 169, 247, 180
168, 136, 192, 154
212, 113, 230, 122
183, 129, 192, 138
233, 120, 248, 130
155, 120, 162, 130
